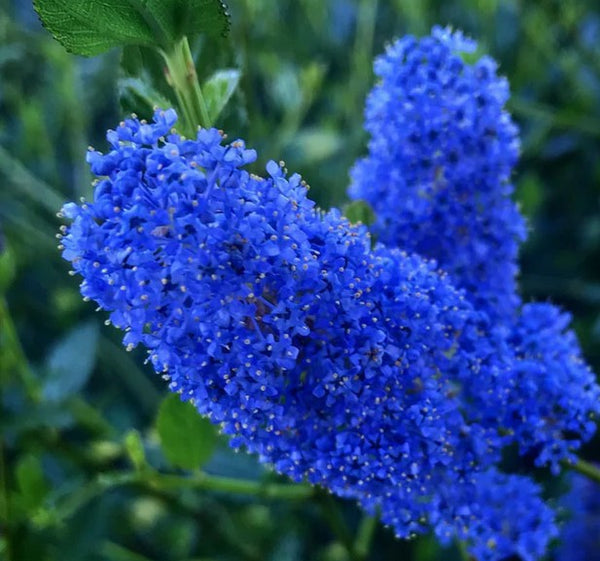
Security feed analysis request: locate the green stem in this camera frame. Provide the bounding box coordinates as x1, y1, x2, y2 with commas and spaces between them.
354, 513, 378, 560
53, 469, 315, 522
180, 37, 211, 128
161, 36, 211, 134
153, 471, 315, 499
564, 458, 600, 485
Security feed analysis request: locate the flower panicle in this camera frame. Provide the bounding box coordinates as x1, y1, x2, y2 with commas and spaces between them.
349, 26, 525, 323
58, 19, 600, 557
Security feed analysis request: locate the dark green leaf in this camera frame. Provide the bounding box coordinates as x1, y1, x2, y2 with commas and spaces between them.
33, 0, 156, 56
34, 0, 230, 57
343, 200, 376, 227
43, 321, 99, 402
202, 69, 241, 123
144, 0, 231, 40
156, 394, 217, 470
16, 455, 49, 511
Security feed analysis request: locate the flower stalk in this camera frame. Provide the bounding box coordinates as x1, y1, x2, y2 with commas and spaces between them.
161, 36, 211, 133
565, 458, 600, 485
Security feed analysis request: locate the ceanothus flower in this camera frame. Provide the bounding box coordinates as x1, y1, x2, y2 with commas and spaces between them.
349, 26, 526, 322
503, 303, 600, 471
554, 469, 600, 561
436, 469, 558, 561
60, 109, 555, 560
349, 26, 599, 474
376, 467, 557, 561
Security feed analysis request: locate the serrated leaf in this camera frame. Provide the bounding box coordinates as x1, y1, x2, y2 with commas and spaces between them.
156, 394, 217, 470
344, 200, 376, 227
34, 0, 230, 57
33, 0, 156, 56
43, 320, 99, 402
144, 0, 231, 40
16, 455, 49, 511
202, 69, 241, 122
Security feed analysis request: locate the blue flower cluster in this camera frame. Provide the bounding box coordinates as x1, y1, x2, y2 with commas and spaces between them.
59, 108, 560, 560
59, 26, 599, 561
349, 26, 525, 323
350, 27, 600, 469
554, 469, 600, 561
432, 469, 558, 561
343, 25, 599, 558
503, 303, 600, 470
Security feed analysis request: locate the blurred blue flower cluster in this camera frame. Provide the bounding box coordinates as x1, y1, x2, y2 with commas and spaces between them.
350, 26, 600, 472
59, 27, 599, 561
555, 468, 600, 561
350, 26, 525, 322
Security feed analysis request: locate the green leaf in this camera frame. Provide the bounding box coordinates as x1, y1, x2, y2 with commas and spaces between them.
202, 69, 241, 123
156, 394, 217, 470
16, 455, 49, 511
33, 0, 156, 56
34, 0, 230, 57
144, 0, 231, 40
343, 200, 376, 227
42, 320, 99, 402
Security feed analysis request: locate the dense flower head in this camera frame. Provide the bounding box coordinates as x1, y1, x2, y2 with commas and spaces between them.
349, 25, 599, 474
446, 469, 557, 561
377, 465, 558, 560
554, 469, 600, 561
349, 26, 526, 322
60, 110, 508, 547
59, 109, 561, 561
503, 303, 600, 470
444, 301, 600, 473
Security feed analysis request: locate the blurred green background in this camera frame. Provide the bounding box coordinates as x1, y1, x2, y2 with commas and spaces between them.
1, 0, 599, 560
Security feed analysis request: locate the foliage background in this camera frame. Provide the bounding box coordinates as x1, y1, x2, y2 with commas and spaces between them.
1, 0, 599, 560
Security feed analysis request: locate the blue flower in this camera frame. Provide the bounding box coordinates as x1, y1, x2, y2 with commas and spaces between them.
502, 303, 600, 471
349, 26, 526, 322
349, 25, 599, 475
554, 469, 600, 561
442, 469, 558, 561
60, 109, 557, 561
